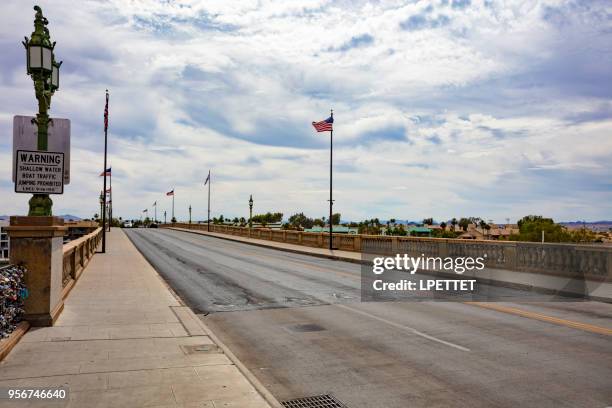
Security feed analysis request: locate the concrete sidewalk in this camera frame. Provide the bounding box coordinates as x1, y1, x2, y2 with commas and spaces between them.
0, 229, 274, 408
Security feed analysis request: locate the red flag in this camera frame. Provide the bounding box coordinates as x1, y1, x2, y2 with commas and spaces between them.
312, 116, 333, 132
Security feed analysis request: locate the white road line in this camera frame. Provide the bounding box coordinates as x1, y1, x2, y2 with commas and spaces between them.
336, 304, 471, 352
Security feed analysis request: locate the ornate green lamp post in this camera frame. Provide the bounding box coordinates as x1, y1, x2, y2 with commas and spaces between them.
99, 192, 104, 225
248, 195, 253, 229
22, 6, 62, 216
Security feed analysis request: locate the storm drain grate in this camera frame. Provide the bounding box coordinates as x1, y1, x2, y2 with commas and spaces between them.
180, 344, 221, 355
288, 324, 326, 333
281, 394, 347, 408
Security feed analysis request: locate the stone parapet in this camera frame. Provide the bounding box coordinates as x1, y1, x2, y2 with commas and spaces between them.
5, 216, 68, 326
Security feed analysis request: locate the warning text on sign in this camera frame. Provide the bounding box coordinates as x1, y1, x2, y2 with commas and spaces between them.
15, 150, 64, 195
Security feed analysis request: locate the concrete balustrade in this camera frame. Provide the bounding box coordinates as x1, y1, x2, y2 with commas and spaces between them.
6, 217, 102, 326
165, 223, 612, 282
61, 227, 103, 299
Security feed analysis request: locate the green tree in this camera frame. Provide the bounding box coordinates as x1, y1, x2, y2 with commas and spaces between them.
458, 218, 470, 231
450, 218, 458, 231
358, 218, 382, 235
478, 220, 491, 236
252, 212, 283, 224
288, 213, 314, 229
510, 215, 572, 242
422, 218, 434, 226
331, 213, 341, 225
440, 221, 447, 230
389, 224, 407, 236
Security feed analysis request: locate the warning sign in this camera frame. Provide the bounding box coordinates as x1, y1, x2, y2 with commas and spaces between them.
15, 150, 65, 194
12, 116, 71, 184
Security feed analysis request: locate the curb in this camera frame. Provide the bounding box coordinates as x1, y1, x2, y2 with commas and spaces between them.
0, 321, 30, 362
168, 227, 368, 265
191, 312, 284, 408
124, 229, 283, 408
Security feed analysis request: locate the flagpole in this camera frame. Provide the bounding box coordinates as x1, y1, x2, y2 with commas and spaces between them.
101, 90, 109, 253
154, 203, 157, 224
207, 171, 211, 232
108, 170, 112, 232
329, 108, 334, 251
172, 192, 175, 222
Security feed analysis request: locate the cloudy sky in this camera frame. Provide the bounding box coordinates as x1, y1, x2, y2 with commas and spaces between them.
1, 0, 611, 223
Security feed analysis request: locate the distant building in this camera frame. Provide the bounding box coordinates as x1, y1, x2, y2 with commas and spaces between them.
408, 226, 432, 237
458, 223, 519, 240
304, 225, 358, 234
0, 220, 9, 262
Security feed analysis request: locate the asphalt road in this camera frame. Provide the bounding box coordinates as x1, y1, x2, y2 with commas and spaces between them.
125, 228, 612, 408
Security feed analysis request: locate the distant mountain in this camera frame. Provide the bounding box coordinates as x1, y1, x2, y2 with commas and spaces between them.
59, 214, 82, 221
341, 219, 421, 225
560, 221, 612, 232
560, 220, 612, 225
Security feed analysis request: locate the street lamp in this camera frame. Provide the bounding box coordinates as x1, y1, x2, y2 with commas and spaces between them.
51, 60, 61, 90
99, 192, 104, 225
248, 195, 253, 229
22, 6, 62, 216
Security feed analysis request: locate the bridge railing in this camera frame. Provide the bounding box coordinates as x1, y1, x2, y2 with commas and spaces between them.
163, 223, 612, 281
62, 227, 103, 298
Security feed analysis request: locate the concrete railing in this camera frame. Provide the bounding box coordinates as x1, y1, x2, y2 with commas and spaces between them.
62, 227, 103, 297
164, 223, 612, 282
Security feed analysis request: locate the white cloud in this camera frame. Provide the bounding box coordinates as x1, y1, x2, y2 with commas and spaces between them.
0, 0, 611, 223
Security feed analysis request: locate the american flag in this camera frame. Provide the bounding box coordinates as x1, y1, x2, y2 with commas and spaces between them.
99, 167, 111, 177
204, 171, 210, 186
104, 90, 109, 132
166, 190, 174, 196
152, 201, 157, 207
143, 209, 148, 213
312, 116, 333, 132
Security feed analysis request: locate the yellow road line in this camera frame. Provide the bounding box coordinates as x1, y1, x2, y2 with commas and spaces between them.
466, 302, 612, 336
